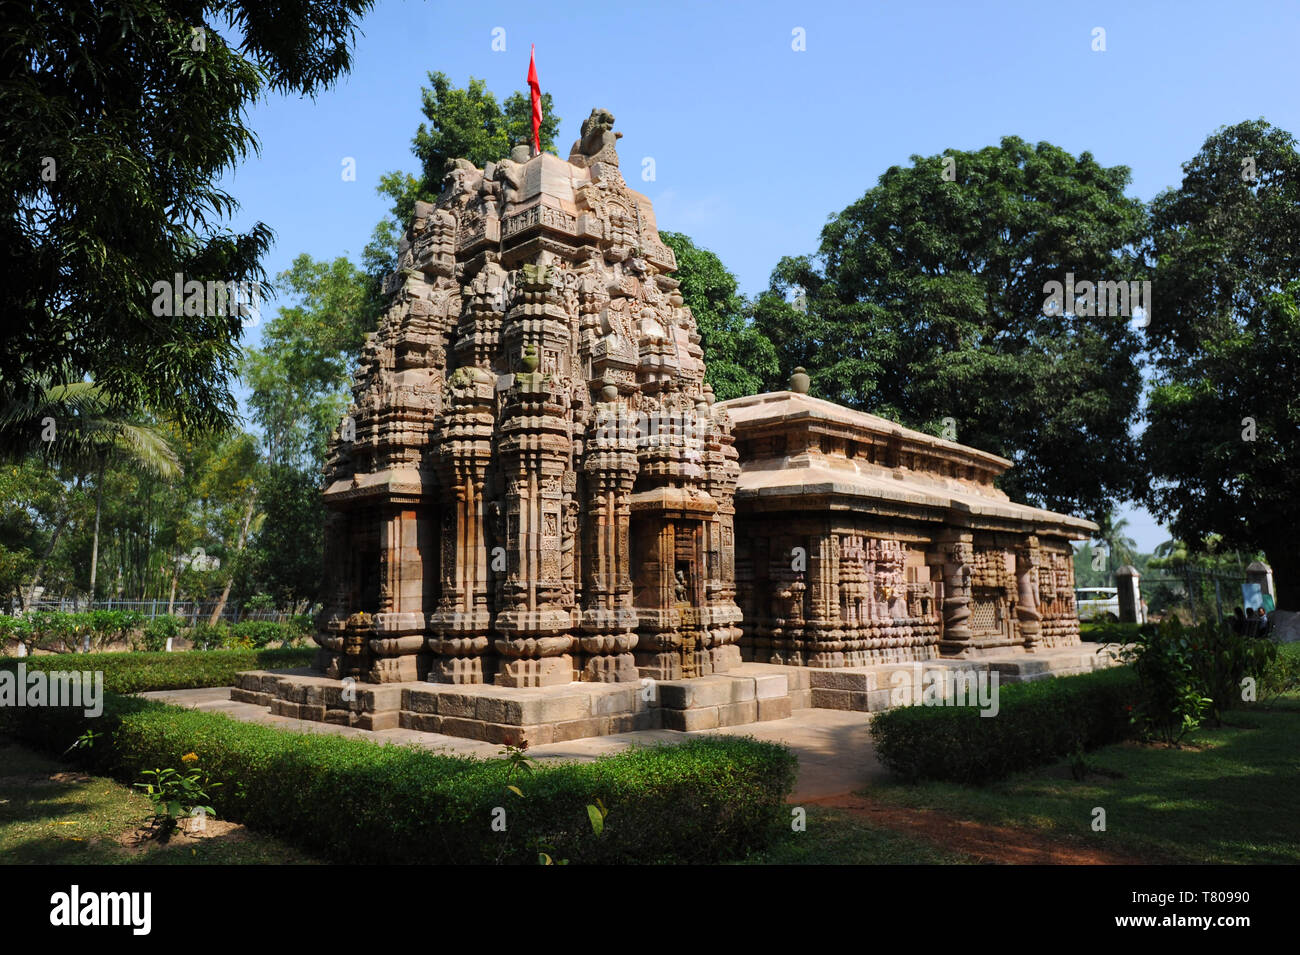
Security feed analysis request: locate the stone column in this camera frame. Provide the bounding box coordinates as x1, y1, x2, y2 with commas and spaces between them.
931, 530, 974, 657
428, 367, 495, 684
492, 350, 576, 687
579, 402, 639, 682
1015, 535, 1042, 652
806, 531, 844, 668
1116, 564, 1142, 623
699, 395, 743, 673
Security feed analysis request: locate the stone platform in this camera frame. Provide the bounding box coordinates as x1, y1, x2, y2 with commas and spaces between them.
231, 645, 1120, 745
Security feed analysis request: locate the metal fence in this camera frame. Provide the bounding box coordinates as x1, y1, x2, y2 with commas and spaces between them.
10, 598, 296, 624
1141, 570, 1249, 625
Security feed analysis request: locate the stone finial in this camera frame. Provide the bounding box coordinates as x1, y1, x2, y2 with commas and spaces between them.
789, 367, 811, 394
568, 108, 622, 167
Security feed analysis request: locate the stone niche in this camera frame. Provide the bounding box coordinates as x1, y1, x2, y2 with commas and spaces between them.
315, 109, 742, 686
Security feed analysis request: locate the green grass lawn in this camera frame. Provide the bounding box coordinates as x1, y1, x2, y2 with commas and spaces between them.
0, 738, 316, 865
861, 696, 1300, 864
738, 807, 975, 865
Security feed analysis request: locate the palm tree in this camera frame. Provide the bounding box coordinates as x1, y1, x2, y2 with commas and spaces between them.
0, 378, 181, 607
1093, 508, 1138, 572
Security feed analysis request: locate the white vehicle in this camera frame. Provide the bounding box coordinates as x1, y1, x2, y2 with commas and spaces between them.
1075, 587, 1120, 622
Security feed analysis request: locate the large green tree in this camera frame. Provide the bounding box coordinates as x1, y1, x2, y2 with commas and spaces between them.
0, 0, 375, 451
758, 137, 1148, 519
1142, 120, 1300, 608
659, 232, 778, 401
378, 72, 561, 226
241, 254, 372, 470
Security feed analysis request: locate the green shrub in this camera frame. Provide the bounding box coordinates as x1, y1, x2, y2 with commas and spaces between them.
230, 620, 294, 648
138, 614, 184, 652
1116, 620, 1213, 743
1079, 619, 1148, 644
0, 614, 32, 649
869, 666, 1138, 785
0, 648, 314, 694
1114, 618, 1278, 739
1, 695, 797, 865
26, 611, 90, 653
87, 610, 146, 650
186, 620, 231, 650
1185, 620, 1277, 720
1261, 642, 1300, 699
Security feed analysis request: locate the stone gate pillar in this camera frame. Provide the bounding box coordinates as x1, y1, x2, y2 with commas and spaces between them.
1246, 561, 1275, 608
1116, 564, 1142, 623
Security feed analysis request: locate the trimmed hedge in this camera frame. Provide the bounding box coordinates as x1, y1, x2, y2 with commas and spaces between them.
869, 666, 1139, 785
0, 648, 314, 694
1079, 620, 1149, 644
1, 694, 798, 864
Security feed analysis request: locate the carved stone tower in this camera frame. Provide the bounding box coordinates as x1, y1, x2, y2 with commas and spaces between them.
316, 110, 743, 685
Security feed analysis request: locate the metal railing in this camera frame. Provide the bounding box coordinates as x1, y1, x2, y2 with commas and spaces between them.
9, 598, 296, 624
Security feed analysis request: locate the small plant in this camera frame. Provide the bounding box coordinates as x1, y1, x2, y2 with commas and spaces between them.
1115, 619, 1212, 745
586, 797, 609, 836
139, 614, 183, 652
63, 728, 100, 756
134, 755, 220, 841
500, 741, 533, 798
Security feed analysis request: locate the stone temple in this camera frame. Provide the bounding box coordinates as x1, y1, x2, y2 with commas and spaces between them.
232, 110, 1100, 739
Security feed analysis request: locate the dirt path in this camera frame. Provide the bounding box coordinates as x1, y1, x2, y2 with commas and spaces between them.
803, 793, 1158, 865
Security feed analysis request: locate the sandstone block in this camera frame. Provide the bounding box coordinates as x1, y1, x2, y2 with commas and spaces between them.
662, 707, 719, 732
717, 700, 758, 727
354, 711, 398, 731
753, 674, 788, 699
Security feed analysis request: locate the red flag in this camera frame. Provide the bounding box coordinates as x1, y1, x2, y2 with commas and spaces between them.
527, 45, 541, 155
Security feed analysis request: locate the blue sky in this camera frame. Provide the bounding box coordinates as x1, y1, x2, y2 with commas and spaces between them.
219, 0, 1300, 552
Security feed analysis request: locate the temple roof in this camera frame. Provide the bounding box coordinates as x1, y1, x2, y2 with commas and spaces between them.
718, 391, 1097, 539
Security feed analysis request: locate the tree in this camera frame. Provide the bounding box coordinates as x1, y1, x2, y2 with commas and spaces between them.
248, 465, 326, 612
0, 379, 179, 602
758, 137, 1148, 520
1, 0, 376, 452
659, 232, 778, 401
1092, 510, 1138, 572
241, 254, 372, 470
1142, 120, 1300, 609
378, 72, 561, 226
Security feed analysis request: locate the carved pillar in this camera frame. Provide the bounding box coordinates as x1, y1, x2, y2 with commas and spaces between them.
492, 340, 577, 687
931, 530, 974, 657
699, 394, 742, 672
580, 402, 640, 681
428, 367, 495, 683
368, 506, 429, 682
806, 531, 844, 668
1015, 535, 1043, 653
